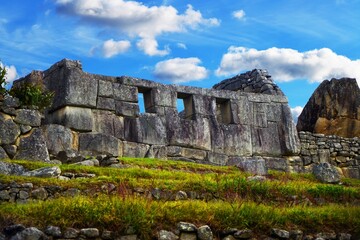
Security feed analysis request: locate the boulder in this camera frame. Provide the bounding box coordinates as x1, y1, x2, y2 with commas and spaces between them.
14, 109, 42, 127
10, 227, 46, 240
0, 113, 20, 145
24, 166, 61, 178
313, 163, 341, 183
159, 230, 179, 240
0, 161, 26, 175
177, 222, 197, 232
197, 225, 213, 240
0, 147, 9, 159
14, 128, 50, 162
297, 78, 360, 138
228, 157, 267, 175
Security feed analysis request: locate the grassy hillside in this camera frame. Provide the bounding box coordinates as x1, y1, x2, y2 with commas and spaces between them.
0, 158, 359, 239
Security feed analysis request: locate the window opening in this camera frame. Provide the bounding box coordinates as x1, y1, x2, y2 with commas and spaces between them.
177, 92, 195, 120
216, 98, 233, 124
137, 87, 154, 113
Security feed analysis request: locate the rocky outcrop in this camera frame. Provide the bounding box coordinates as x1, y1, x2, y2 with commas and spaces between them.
297, 78, 360, 138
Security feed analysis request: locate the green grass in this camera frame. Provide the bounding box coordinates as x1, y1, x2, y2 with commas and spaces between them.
1, 158, 360, 237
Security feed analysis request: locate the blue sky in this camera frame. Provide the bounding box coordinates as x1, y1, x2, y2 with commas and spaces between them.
1, 0, 360, 121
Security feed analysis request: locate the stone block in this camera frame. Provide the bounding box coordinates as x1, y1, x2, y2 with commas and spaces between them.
152, 86, 177, 107
318, 149, 330, 163
92, 110, 124, 139
313, 163, 341, 183
97, 97, 115, 111
263, 157, 289, 172
98, 80, 113, 97
124, 117, 142, 142
41, 124, 74, 155
231, 96, 252, 125
122, 141, 150, 158
113, 83, 138, 102
138, 114, 167, 145
279, 104, 301, 154
251, 123, 282, 156
14, 128, 50, 162
166, 110, 211, 151
14, 109, 42, 127
46, 106, 93, 131
341, 167, 360, 179
79, 133, 122, 156
115, 101, 139, 117
207, 152, 228, 165
166, 146, 206, 160
146, 145, 167, 159
0, 146, 9, 159
0, 113, 20, 145
228, 157, 267, 175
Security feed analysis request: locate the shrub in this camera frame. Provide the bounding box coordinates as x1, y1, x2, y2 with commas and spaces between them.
0, 63, 7, 98
9, 82, 54, 110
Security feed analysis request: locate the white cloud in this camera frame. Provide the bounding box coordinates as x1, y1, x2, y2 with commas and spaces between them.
136, 38, 169, 56
232, 10, 246, 20
55, 0, 219, 56
177, 43, 187, 49
216, 47, 360, 85
153, 57, 208, 83
290, 106, 303, 123
0, 62, 18, 85
100, 39, 131, 58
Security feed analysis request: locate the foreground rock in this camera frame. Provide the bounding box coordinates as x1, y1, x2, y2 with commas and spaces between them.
297, 78, 360, 138
313, 163, 341, 184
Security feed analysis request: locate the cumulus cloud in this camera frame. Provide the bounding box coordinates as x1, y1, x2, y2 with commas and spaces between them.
216, 47, 360, 84
232, 10, 246, 20
0, 62, 18, 85
98, 39, 131, 58
153, 57, 208, 83
55, 0, 219, 56
290, 106, 303, 123
177, 43, 187, 49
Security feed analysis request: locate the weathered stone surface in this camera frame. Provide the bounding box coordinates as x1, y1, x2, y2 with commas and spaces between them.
228, 157, 267, 175
177, 222, 197, 232
14, 128, 50, 162
98, 79, 114, 97
113, 83, 138, 102
0, 113, 20, 145
0, 147, 8, 159
80, 228, 99, 238
3, 224, 26, 237
197, 225, 213, 240
63, 227, 80, 238
79, 133, 122, 156
251, 123, 281, 156
233, 229, 253, 239
297, 78, 360, 138
31, 187, 48, 200
271, 228, 289, 239
179, 233, 197, 240
159, 230, 179, 240
10, 227, 46, 240
42, 124, 74, 155
14, 109, 42, 127
97, 97, 115, 110
46, 106, 93, 131
341, 167, 360, 179
24, 166, 61, 178
138, 114, 167, 145
313, 163, 341, 183
0, 161, 26, 175
2, 95, 20, 108
92, 110, 124, 139
123, 141, 149, 158
44, 226, 62, 238
72, 159, 99, 167
207, 152, 228, 165
20, 125, 32, 134
264, 157, 289, 172
115, 101, 139, 117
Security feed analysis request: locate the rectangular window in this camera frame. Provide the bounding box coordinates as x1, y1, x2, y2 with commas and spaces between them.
138, 87, 155, 113
216, 98, 233, 124
177, 92, 195, 120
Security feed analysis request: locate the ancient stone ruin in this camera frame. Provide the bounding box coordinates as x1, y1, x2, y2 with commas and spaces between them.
1, 59, 359, 178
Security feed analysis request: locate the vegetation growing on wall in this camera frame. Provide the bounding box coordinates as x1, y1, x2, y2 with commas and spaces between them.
0, 62, 7, 99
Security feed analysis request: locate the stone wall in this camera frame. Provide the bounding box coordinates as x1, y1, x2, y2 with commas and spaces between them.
11, 59, 300, 166
298, 131, 360, 178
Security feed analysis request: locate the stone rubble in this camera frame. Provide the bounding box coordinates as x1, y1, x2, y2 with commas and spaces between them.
0, 222, 353, 240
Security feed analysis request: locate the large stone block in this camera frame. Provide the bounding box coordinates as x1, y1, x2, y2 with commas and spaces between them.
228, 157, 267, 175
231, 96, 253, 125
98, 80, 113, 97
122, 141, 150, 158
14, 109, 42, 127
166, 110, 211, 151
115, 101, 139, 117
79, 133, 122, 156
113, 83, 138, 102
152, 86, 177, 108
97, 97, 115, 111
42, 124, 74, 155
166, 146, 207, 161
46, 106, 93, 131
251, 122, 282, 156
92, 110, 124, 139
263, 157, 289, 172
278, 104, 301, 155
43, 60, 98, 109
14, 128, 50, 162
138, 114, 167, 145
207, 152, 228, 165
0, 113, 20, 145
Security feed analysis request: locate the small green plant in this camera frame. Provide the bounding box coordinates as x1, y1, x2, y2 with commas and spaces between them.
9, 82, 54, 110
0, 62, 7, 98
